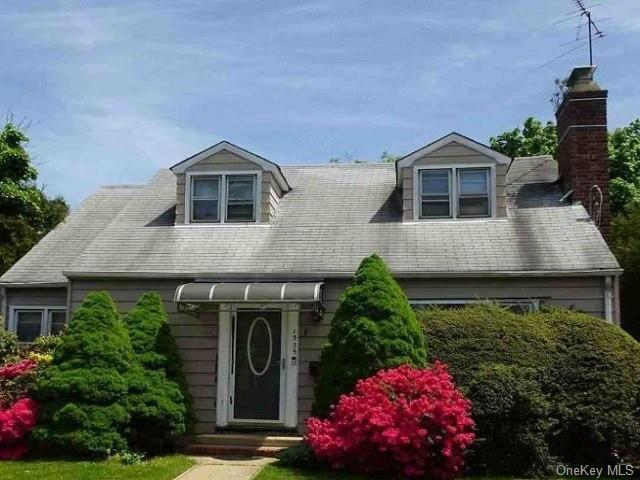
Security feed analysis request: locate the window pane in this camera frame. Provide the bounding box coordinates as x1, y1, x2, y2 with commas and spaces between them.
193, 177, 219, 198
192, 199, 219, 221
228, 176, 255, 201
227, 203, 254, 221
50, 311, 67, 335
421, 170, 450, 195
16, 311, 42, 342
459, 169, 488, 195
459, 197, 489, 217
421, 201, 450, 218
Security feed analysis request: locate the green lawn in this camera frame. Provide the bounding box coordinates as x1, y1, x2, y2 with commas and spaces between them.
0, 455, 195, 480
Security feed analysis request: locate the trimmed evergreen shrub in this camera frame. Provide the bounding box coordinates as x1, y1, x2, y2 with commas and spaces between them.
312, 254, 426, 416
123, 292, 193, 433
466, 363, 553, 476
276, 443, 320, 469
419, 303, 640, 473
33, 292, 133, 457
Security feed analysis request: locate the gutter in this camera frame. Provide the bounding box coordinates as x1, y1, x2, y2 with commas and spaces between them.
62, 268, 623, 280
0, 282, 69, 288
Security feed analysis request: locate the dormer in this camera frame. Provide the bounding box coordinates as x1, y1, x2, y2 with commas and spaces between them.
395, 132, 511, 221
170, 141, 290, 225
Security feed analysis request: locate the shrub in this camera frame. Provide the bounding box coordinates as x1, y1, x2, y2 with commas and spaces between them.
312, 254, 426, 416
0, 397, 38, 460
276, 443, 319, 469
466, 364, 553, 476
419, 303, 640, 472
543, 307, 640, 465
28, 335, 62, 356
0, 329, 18, 365
307, 364, 475, 479
33, 292, 134, 457
123, 292, 193, 434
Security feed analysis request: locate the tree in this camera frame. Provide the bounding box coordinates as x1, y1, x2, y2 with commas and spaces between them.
328, 151, 401, 164
489, 117, 557, 159
0, 122, 69, 275
312, 254, 426, 417
123, 292, 194, 435
33, 292, 133, 457
609, 120, 640, 215
612, 204, 640, 339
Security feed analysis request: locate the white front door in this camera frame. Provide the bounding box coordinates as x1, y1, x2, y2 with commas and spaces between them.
216, 304, 299, 428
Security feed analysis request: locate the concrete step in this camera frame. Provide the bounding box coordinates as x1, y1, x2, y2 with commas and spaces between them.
185, 443, 284, 458
192, 433, 303, 448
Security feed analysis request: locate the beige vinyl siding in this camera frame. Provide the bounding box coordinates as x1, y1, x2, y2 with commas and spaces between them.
298, 275, 607, 430
3, 287, 67, 329
403, 141, 507, 220
69, 279, 218, 434
175, 150, 283, 224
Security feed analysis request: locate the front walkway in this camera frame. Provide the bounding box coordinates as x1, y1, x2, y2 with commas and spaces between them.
175, 456, 276, 480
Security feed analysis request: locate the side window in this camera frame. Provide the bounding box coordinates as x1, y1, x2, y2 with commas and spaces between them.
226, 175, 256, 222
49, 310, 67, 335
191, 175, 221, 222
14, 310, 43, 343
420, 169, 451, 218
11, 308, 67, 342
458, 168, 490, 218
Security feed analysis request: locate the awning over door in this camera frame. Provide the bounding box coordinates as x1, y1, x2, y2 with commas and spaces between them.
174, 282, 324, 303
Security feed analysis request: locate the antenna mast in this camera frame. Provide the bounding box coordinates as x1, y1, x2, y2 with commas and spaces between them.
572, 0, 605, 65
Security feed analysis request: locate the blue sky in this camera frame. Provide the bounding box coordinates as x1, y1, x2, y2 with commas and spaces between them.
1, 0, 639, 206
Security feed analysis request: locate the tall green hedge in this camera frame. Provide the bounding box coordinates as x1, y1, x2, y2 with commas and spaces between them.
123, 292, 191, 448
312, 254, 426, 416
419, 303, 640, 473
33, 292, 133, 457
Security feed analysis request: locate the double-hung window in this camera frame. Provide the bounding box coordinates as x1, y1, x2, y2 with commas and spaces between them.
418, 166, 491, 219
189, 173, 257, 223
191, 175, 221, 222
420, 169, 452, 218
10, 307, 67, 343
458, 168, 490, 217
226, 175, 256, 222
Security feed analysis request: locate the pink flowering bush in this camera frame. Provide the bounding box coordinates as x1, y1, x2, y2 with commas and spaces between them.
306, 363, 475, 479
0, 358, 41, 460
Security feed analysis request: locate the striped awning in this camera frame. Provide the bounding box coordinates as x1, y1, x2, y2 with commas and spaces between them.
174, 282, 324, 303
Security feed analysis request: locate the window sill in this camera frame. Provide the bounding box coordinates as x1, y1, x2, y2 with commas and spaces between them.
173, 222, 271, 228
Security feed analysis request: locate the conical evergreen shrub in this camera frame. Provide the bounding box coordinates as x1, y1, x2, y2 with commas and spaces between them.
33, 291, 132, 457
312, 254, 426, 416
123, 292, 191, 450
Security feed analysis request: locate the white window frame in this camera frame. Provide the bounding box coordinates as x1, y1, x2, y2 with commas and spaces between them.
410, 298, 540, 312
8, 306, 67, 343
413, 164, 496, 220
184, 171, 262, 225
418, 168, 453, 219
225, 174, 258, 223
189, 174, 222, 223
457, 167, 491, 218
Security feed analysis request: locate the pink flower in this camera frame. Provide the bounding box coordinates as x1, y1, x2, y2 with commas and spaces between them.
306, 363, 475, 479
0, 397, 38, 460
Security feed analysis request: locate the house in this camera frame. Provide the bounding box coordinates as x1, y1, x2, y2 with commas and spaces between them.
0, 66, 620, 435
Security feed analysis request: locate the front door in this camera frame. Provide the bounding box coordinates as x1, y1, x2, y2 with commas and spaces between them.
230, 309, 283, 422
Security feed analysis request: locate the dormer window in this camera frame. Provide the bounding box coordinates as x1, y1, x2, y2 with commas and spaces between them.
191, 175, 221, 222
418, 166, 492, 219
188, 172, 258, 223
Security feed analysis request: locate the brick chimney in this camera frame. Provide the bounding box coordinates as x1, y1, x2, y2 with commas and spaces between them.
555, 66, 610, 240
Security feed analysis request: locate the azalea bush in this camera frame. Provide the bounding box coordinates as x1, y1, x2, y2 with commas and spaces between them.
307, 363, 475, 479
0, 358, 39, 460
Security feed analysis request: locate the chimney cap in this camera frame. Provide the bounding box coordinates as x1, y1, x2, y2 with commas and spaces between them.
567, 66, 601, 92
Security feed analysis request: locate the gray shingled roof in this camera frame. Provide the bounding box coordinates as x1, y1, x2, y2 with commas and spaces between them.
0, 158, 620, 285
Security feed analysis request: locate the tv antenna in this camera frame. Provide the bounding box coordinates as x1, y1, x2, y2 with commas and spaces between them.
569, 0, 605, 65
544, 1, 606, 67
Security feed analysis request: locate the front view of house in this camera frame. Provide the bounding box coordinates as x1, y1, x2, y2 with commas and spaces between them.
0, 67, 621, 434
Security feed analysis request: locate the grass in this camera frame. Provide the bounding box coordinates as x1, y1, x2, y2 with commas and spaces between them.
0, 455, 195, 480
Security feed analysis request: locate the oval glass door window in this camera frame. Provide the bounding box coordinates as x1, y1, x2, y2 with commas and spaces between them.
246, 316, 273, 376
